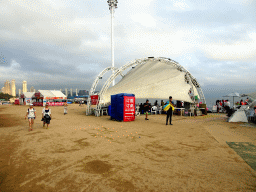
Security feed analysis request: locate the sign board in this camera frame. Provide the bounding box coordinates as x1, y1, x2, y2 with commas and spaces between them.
123, 96, 135, 122
91, 95, 99, 105
25, 98, 31, 105
35, 92, 41, 97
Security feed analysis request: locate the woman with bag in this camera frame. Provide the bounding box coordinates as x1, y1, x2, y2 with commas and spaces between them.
42, 103, 52, 129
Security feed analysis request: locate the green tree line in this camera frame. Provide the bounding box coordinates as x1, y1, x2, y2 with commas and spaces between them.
0, 93, 14, 101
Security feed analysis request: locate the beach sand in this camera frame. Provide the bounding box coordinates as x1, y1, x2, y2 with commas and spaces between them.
0, 104, 256, 192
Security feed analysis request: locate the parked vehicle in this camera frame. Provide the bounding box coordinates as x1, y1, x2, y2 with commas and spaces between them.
2, 102, 10, 105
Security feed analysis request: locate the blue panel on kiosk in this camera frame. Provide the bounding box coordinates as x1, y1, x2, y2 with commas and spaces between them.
108, 105, 111, 116
115, 94, 123, 121
111, 93, 135, 121
111, 95, 117, 120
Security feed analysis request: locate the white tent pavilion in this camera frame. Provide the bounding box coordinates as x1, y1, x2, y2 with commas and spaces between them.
20, 92, 35, 105
103, 60, 200, 103
86, 57, 206, 116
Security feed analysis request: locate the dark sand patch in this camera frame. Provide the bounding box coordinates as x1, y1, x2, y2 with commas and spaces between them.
0, 114, 25, 128
73, 138, 90, 147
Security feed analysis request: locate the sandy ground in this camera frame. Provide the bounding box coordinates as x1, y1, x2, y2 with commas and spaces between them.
0, 104, 256, 192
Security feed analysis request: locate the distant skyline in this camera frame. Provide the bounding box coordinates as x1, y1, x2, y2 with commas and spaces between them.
1, 0, 256, 102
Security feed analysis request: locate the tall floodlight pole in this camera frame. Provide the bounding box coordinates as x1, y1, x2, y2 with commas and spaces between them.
107, 0, 118, 86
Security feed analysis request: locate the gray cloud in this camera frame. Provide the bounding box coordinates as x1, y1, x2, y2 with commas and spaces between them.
1, 0, 256, 98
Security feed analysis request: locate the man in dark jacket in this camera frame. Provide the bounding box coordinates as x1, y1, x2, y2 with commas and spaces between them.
144, 99, 150, 120
166, 96, 176, 125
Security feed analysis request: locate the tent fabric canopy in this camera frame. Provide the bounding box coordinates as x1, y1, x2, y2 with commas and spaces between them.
223, 92, 240, 97
103, 60, 199, 103
33, 90, 67, 98
22, 92, 35, 98
50, 90, 67, 98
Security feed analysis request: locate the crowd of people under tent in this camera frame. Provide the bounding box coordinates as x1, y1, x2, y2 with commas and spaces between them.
215, 98, 250, 113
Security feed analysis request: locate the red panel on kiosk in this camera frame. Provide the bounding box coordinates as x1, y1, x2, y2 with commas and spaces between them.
123, 96, 135, 122
91, 95, 98, 105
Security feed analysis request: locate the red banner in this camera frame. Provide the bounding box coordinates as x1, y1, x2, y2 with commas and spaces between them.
20, 94, 24, 98
46, 102, 64, 106
33, 102, 43, 106
123, 96, 135, 122
91, 95, 98, 105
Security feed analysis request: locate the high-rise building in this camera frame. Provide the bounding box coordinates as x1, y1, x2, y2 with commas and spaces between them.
34, 89, 35, 92
76, 89, 78, 96
22, 81, 27, 93
30, 86, 34, 92
70, 88, 73, 96
4, 80, 11, 95
19, 89, 21, 97
60, 89, 62, 92
1, 87, 5, 93
11, 79, 16, 97
65, 88, 68, 97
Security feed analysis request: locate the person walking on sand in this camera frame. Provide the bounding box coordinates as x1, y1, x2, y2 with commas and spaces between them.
166, 96, 176, 125
144, 99, 150, 120
25, 104, 36, 131
64, 101, 68, 115
42, 103, 52, 129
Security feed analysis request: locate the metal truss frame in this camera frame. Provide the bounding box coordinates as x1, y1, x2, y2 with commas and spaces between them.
86, 66, 118, 115
87, 57, 206, 116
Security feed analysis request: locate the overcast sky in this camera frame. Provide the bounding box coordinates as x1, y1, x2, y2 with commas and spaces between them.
1, 0, 256, 102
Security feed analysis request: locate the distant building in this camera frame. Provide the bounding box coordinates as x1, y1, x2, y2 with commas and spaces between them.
4, 80, 11, 95
19, 89, 21, 97
1, 87, 4, 93
70, 88, 73, 96
23, 81, 27, 93
65, 88, 68, 97
78, 90, 89, 96
30, 86, 34, 92
11, 79, 16, 97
